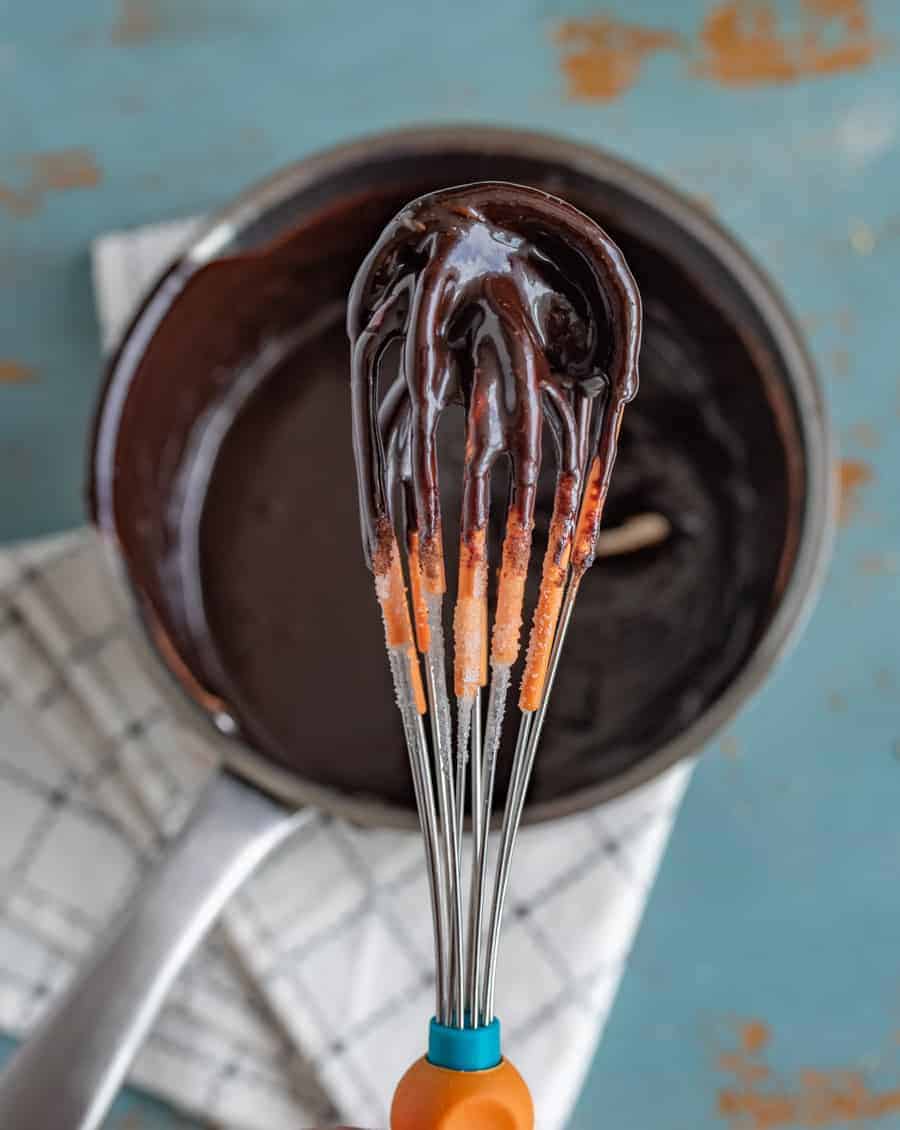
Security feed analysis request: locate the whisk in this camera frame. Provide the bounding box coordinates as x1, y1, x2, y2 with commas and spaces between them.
349, 182, 641, 1129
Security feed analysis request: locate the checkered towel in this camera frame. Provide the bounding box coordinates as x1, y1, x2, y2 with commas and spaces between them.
0, 218, 693, 1130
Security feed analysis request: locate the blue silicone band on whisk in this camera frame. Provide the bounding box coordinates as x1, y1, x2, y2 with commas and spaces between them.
427, 1017, 502, 1072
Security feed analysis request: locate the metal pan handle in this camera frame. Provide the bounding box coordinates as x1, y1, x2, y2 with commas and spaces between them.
0, 772, 310, 1130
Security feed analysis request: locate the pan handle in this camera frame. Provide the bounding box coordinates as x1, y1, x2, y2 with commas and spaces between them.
0, 772, 311, 1130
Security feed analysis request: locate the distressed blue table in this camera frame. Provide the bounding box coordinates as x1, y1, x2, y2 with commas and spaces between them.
3, 1, 899, 1126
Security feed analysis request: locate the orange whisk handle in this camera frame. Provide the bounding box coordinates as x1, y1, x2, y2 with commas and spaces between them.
391, 1020, 533, 1129
391, 1025, 533, 1130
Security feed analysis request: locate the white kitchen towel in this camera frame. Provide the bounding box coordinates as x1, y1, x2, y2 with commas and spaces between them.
0, 217, 693, 1130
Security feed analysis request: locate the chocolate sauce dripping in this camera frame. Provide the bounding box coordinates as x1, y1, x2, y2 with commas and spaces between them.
349, 182, 641, 589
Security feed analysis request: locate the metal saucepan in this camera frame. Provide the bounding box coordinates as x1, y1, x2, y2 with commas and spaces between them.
0, 126, 833, 1130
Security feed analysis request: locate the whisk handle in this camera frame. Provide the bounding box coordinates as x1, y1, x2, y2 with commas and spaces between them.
391, 1055, 533, 1130
391, 1019, 533, 1130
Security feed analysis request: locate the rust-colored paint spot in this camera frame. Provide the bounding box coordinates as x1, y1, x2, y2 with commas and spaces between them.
552, 2, 884, 101
693, 0, 886, 88
555, 15, 682, 101
719, 1052, 771, 1087
29, 149, 101, 193
826, 689, 847, 711
112, 0, 160, 44
0, 360, 35, 383
718, 1020, 900, 1128
847, 421, 880, 449
741, 1020, 771, 1054
0, 148, 101, 218
836, 458, 872, 524
0, 184, 38, 217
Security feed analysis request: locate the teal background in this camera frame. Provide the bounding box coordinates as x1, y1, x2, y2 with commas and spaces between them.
2, 0, 899, 1126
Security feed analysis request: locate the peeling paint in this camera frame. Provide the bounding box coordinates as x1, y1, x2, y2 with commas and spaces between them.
0, 183, 38, 217
29, 150, 101, 192
741, 1020, 771, 1054
112, 0, 160, 45
554, 15, 682, 101
0, 360, 35, 383
836, 458, 873, 524
694, 1, 886, 89
717, 1019, 900, 1128
554, 2, 886, 101
0, 148, 101, 218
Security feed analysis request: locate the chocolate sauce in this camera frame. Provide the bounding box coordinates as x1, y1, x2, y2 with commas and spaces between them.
347, 185, 642, 710
347, 184, 640, 567
93, 166, 793, 812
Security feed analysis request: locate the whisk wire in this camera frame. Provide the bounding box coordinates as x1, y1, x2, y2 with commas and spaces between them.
464, 687, 484, 1022
480, 708, 533, 1022
423, 630, 465, 1027
386, 646, 448, 1021
481, 582, 579, 1022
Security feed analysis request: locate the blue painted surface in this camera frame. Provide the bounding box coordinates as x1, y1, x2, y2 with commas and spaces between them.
2, 1, 899, 1126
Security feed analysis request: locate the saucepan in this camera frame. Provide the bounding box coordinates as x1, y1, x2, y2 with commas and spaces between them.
0, 126, 833, 1129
